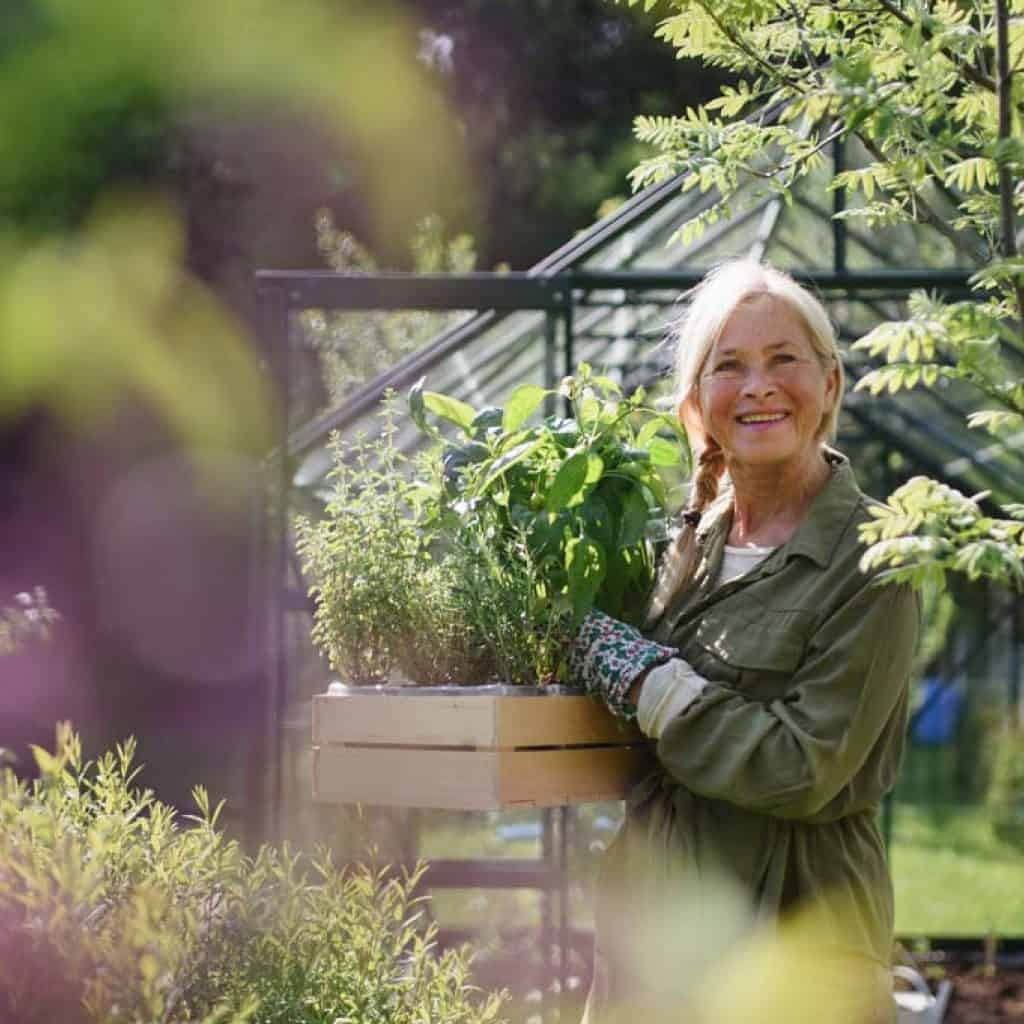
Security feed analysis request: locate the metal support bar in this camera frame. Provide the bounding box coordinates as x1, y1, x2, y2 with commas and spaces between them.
258, 268, 977, 313
544, 311, 561, 420
558, 806, 571, 1018
422, 858, 559, 890
571, 268, 975, 294
563, 287, 575, 419
833, 135, 848, 274
253, 284, 290, 846
254, 271, 570, 311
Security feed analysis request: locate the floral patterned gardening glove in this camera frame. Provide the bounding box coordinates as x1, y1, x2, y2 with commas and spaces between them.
568, 609, 676, 722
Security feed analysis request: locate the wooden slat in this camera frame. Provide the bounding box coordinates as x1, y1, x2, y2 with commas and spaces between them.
313, 692, 497, 746
313, 744, 652, 810
492, 694, 642, 747
313, 691, 641, 749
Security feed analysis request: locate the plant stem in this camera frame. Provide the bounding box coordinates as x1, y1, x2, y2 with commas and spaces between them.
874, 0, 999, 94
994, 0, 1024, 336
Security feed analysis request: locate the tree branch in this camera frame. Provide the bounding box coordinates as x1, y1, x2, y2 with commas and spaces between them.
994, 0, 1024, 332
787, 0, 821, 79
874, 0, 998, 93
695, 0, 818, 97
856, 131, 989, 264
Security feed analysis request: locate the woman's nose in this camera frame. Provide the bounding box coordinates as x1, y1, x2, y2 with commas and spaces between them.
741, 365, 777, 396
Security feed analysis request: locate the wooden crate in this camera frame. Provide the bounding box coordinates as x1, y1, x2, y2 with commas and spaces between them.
312, 684, 651, 810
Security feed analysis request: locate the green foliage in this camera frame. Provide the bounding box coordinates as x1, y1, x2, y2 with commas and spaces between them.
300, 210, 477, 415
987, 725, 1024, 848
0, 724, 506, 1024
300, 367, 688, 686
859, 477, 1024, 590
625, 0, 1024, 591
413, 363, 689, 635
295, 399, 489, 685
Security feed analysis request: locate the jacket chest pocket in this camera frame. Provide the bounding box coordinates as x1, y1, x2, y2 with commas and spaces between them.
691, 609, 815, 695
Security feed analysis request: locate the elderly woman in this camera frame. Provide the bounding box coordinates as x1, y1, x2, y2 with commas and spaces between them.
571, 260, 919, 1024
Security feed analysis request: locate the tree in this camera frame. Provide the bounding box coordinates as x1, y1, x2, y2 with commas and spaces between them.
624, 0, 1024, 593
404, 0, 734, 267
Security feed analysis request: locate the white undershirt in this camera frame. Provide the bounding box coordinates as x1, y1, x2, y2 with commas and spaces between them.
718, 543, 777, 586
637, 544, 778, 739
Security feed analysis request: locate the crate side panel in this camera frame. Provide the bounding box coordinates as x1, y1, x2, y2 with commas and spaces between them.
313, 693, 498, 747
313, 746, 502, 810
313, 744, 653, 810
497, 746, 653, 807
493, 695, 644, 748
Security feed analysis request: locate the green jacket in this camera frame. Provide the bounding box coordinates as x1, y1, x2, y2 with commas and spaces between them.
589, 454, 919, 1019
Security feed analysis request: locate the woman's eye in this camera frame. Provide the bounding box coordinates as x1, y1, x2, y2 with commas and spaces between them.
773, 352, 797, 363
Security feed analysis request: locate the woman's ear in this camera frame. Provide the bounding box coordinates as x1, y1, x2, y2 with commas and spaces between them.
824, 360, 841, 412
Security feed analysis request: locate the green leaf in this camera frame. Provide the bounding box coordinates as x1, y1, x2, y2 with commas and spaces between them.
408, 377, 435, 438
545, 451, 589, 513
646, 435, 685, 467
579, 493, 614, 549
477, 437, 545, 494
619, 487, 649, 547
565, 535, 606, 622
584, 452, 605, 485
591, 374, 622, 395
30, 744, 60, 777
470, 405, 504, 435
502, 384, 548, 432
423, 391, 477, 434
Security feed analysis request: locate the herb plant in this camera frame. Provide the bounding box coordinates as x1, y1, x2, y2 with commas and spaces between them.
0, 724, 506, 1024
299, 367, 688, 686
295, 401, 490, 686
412, 364, 688, 631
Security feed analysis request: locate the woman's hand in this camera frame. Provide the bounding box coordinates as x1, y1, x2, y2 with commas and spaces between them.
568, 609, 675, 721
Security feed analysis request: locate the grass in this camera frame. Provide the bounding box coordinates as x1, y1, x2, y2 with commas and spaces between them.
408, 802, 1024, 940
891, 802, 1024, 937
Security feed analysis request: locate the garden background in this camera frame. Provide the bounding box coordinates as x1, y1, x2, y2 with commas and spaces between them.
2, 0, 1024, 1021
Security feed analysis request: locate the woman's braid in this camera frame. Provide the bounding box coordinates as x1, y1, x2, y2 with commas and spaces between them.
644, 441, 725, 626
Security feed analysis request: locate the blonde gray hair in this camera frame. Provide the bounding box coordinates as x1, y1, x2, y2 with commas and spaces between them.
645, 259, 843, 625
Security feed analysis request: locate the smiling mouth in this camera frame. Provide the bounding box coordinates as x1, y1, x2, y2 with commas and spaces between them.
736, 412, 789, 424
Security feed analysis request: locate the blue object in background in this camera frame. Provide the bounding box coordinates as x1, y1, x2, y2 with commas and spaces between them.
911, 677, 964, 746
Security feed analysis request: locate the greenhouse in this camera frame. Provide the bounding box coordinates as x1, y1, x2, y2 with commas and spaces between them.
256, 134, 1024, 1010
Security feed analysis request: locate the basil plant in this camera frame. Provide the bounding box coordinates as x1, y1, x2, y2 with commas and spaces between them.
410, 364, 689, 642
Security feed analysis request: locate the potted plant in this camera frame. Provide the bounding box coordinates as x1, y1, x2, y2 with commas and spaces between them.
299, 368, 689, 809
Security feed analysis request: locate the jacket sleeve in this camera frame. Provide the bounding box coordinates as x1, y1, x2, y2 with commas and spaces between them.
655, 580, 920, 822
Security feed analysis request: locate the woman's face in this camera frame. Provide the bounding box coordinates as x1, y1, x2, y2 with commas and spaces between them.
691, 293, 839, 476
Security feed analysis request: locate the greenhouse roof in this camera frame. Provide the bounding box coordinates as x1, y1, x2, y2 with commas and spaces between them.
264, 136, 1024, 509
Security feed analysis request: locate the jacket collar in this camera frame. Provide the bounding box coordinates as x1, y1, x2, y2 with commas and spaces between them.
778, 449, 861, 568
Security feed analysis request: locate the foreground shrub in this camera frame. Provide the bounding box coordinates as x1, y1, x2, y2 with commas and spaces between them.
0, 724, 506, 1024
